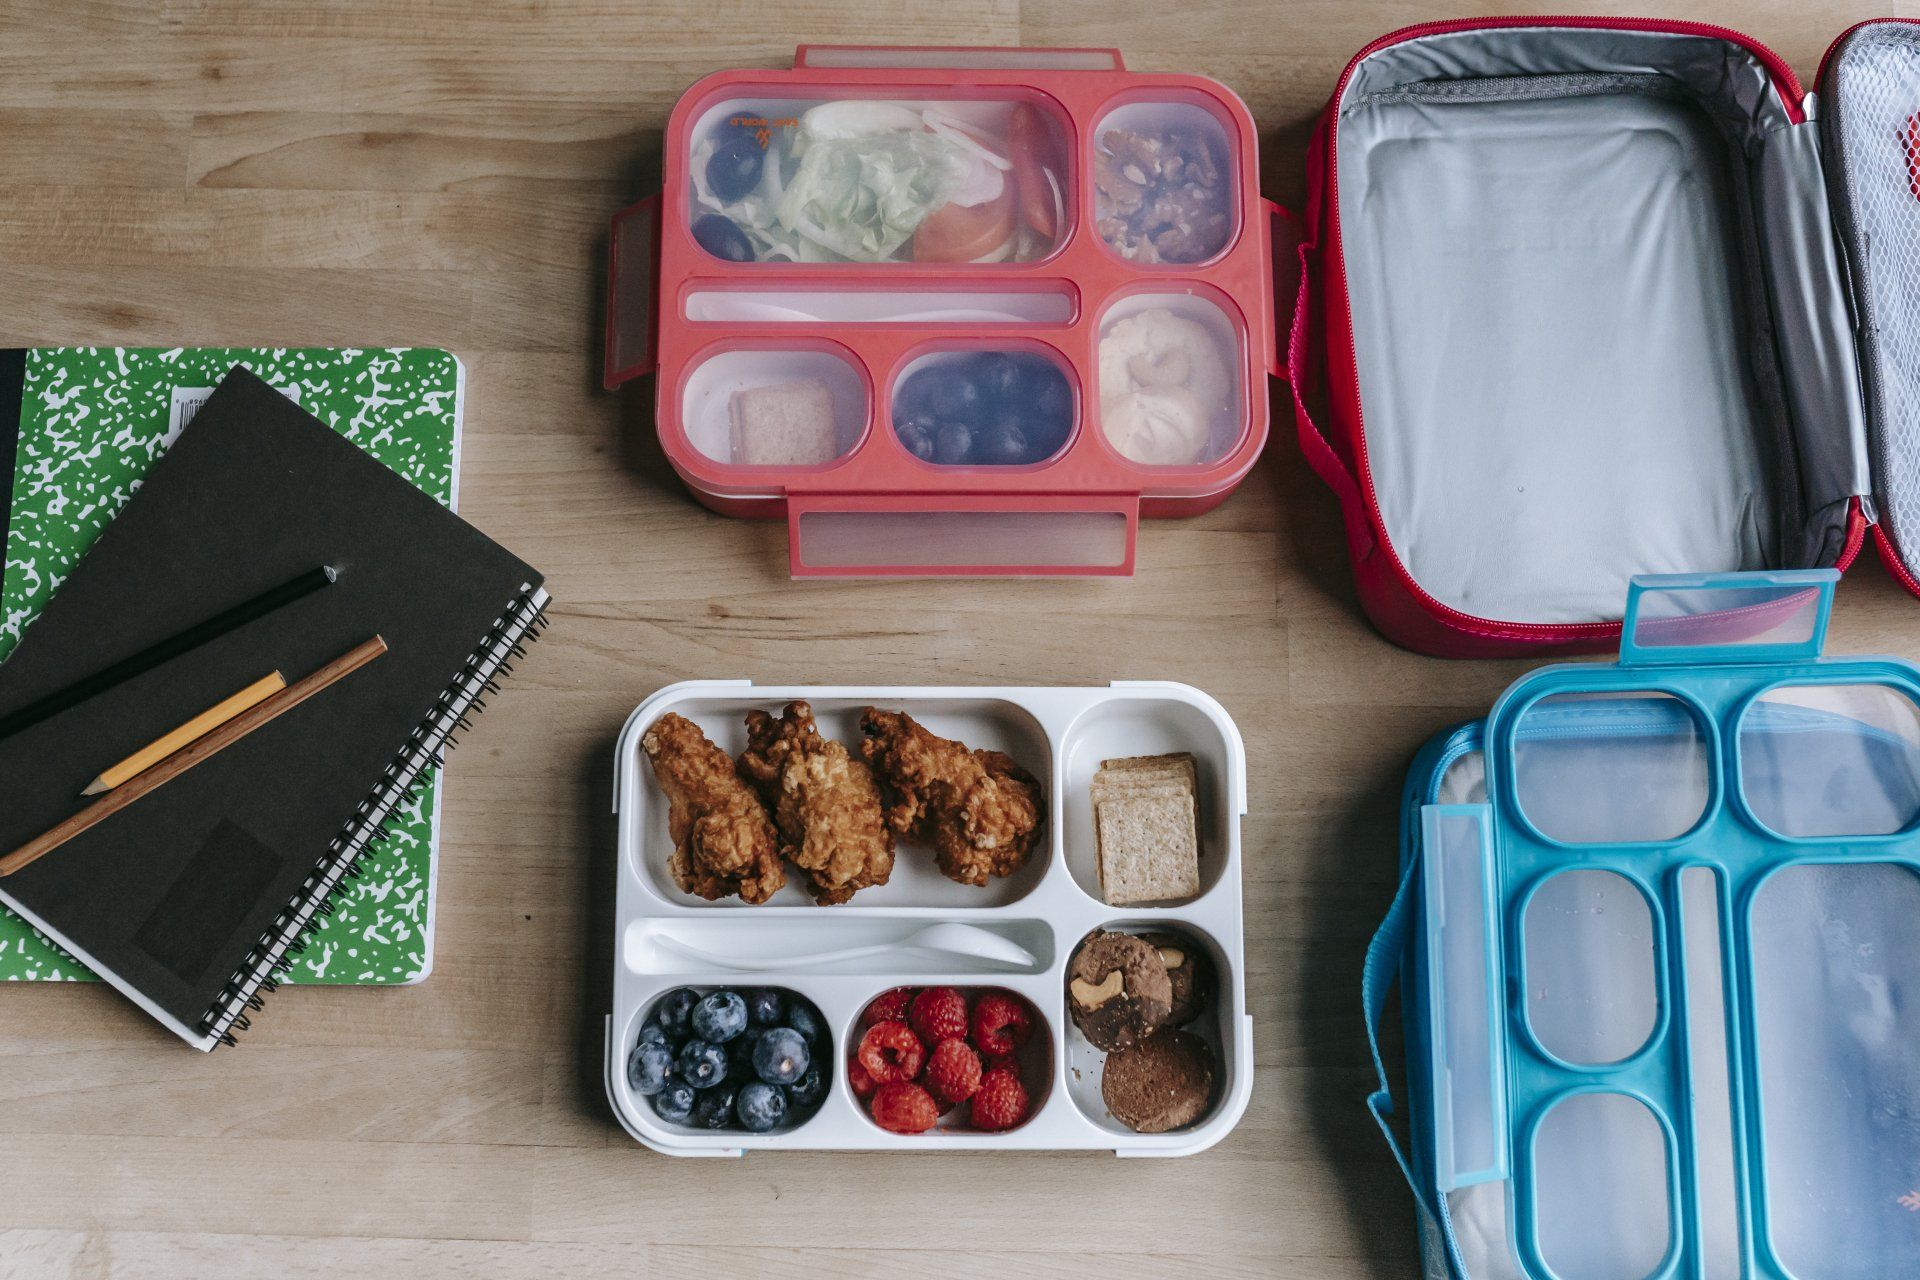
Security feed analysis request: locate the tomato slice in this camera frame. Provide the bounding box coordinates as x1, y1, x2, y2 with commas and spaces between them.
1008, 103, 1058, 240
913, 180, 1017, 263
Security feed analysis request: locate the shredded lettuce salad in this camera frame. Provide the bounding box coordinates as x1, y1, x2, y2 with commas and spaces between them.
691, 102, 999, 264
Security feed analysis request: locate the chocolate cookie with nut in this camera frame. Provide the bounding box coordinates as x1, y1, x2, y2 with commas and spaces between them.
1138, 929, 1213, 1026
1067, 929, 1172, 1052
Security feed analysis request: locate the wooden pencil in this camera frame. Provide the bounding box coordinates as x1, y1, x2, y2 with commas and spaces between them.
0, 637, 387, 878
82, 672, 288, 795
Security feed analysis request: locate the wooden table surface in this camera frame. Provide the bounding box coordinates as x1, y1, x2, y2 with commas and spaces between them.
4, 1, 1917, 1275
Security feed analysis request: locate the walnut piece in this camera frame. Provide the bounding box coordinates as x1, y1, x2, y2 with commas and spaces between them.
1095, 126, 1232, 265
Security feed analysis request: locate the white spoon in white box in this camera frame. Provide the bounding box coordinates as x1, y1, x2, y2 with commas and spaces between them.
651, 921, 1038, 973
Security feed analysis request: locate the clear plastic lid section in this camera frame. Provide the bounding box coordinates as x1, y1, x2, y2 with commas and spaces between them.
1620, 569, 1835, 663
1091, 93, 1239, 267
1511, 691, 1711, 844
1522, 869, 1659, 1066
1096, 290, 1245, 468
1739, 683, 1920, 837
1419, 804, 1509, 1193
1530, 1092, 1674, 1280
679, 344, 868, 469
683, 93, 1073, 267
1750, 861, 1920, 1278
889, 344, 1076, 468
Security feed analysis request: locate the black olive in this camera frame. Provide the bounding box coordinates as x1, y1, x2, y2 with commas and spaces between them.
706, 134, 766, 203
691, 214, 755, 263
932, 421, 975, 466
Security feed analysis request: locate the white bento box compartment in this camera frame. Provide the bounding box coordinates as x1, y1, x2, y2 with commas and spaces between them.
603, 680, 1253, 1155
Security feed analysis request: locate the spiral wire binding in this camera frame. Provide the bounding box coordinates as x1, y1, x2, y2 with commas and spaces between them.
198, 584, 551, 1046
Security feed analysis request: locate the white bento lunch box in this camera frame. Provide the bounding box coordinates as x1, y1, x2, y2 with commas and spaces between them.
603, 680, 1253, 1155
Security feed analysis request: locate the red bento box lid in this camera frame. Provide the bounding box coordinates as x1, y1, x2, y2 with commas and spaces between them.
604, 45, 1281, 576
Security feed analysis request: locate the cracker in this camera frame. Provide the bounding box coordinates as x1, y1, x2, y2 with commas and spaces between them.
1098, 752, 1196, 787
1091, 752, 1196, 811
1095, 790, 1201, 905
729, 378, 839, 467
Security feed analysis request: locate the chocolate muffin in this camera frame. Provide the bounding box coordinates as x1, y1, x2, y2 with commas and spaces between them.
1138, 930, 1213, 1026
1101, 1029, 1215, 1134
1067, 929, 1172, 1052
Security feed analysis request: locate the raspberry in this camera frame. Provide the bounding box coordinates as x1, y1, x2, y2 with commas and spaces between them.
857, 1020, 926, 1084
848, 1055, 878, 1100
909, 986, 970, 1045
862, 987, 913, 1028
870, 1081, 940, 1134
923, 1036, 983, 1105
970, 1064, 1029, 1132
971, 992, 1033, 1056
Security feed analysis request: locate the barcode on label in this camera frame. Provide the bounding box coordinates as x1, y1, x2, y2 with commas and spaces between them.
165, 382, 299, 450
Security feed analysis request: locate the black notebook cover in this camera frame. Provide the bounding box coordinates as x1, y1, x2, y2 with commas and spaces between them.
0, 367, 545, 1047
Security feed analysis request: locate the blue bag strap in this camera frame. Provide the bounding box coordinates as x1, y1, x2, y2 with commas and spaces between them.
1363, 850, 1424, 1188
1364, 839, 1476, 1279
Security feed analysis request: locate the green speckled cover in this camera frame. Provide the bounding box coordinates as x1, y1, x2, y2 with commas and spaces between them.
0, 347, 461, 985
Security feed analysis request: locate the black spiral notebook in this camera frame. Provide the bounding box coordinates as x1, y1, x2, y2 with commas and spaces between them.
0, 367, 547, 1049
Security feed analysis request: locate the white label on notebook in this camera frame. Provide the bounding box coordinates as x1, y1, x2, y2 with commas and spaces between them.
165, 382, 300, 450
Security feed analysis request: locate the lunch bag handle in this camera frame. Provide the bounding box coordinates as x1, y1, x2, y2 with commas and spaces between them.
1270, 204, 1371, 554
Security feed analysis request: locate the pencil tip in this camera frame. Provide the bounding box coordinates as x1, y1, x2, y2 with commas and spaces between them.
80, 780, 107, 796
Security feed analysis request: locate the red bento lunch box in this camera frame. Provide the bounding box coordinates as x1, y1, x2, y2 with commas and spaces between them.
603, 45, 1276, 576
1282, 17, 1920, 658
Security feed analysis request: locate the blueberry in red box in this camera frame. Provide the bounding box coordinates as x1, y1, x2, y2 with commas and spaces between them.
892, 349, 1073, 468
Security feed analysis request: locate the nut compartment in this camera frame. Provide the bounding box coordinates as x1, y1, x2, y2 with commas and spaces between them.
1090, 93, 1241, 268
605, 680, 1251, 1154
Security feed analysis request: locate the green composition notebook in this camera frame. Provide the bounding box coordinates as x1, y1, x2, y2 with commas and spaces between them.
0, 346, 463, 986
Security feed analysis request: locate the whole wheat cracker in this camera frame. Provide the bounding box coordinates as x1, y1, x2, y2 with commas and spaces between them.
1095, 790, 1201, 905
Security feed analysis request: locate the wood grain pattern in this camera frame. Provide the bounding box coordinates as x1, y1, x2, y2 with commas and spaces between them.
1, 1, 1914, 1275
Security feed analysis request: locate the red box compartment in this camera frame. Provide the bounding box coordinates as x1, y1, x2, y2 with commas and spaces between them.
604, 45, 1275, 576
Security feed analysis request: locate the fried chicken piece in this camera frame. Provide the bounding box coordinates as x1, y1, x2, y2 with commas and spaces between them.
857, 708, 1044, 887
641, 713, 784, 904
738, 701, 894, 906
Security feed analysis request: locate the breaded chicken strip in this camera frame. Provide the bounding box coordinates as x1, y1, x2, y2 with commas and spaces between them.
738, 701, 894, 906
641, 712, 784, 904
858, 708, 1044, 886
